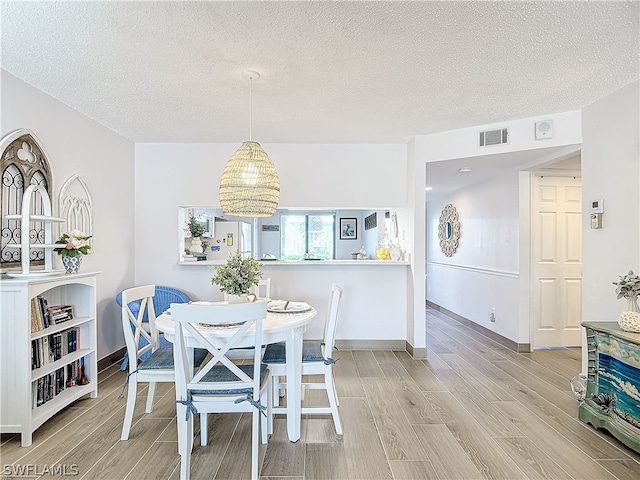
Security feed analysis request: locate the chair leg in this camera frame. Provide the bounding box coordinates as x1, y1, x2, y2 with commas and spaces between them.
178, 406, 193, 480
272, 375, 281, 406
120, 353, 129, 371
261, 384, 271, 442
325, 369, 343, 435
145, 381, 157, 413
200, 413, 208, 446
120, 376, 137, 440
251, 410, 259, 480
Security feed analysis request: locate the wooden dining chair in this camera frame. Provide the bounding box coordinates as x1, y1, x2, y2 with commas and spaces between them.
262, 283, 344, 435
171, 301, 272, 480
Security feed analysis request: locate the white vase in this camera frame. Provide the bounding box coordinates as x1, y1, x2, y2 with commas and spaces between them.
619, 294, 640, 332
227, 293, 257, 304
227, 294, 248, 304
189, 236, 203, 254
622, 294, 640, 313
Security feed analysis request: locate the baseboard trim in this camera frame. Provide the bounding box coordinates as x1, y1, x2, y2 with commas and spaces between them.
101, 340, 419, 370
406, 341, 427, 359
98, 347, 125, 372
335, 339, 406, 351
427, 301, 530, 353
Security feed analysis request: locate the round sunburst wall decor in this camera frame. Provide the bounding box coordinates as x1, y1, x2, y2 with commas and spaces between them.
438, 204, 461, 257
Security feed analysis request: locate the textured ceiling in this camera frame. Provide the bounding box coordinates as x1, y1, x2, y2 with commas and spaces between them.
2, 1, 638, 145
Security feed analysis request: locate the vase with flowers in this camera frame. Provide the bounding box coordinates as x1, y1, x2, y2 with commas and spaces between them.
613, 270, 640, 332
185, 215, 206, 254
54, 229, 92, 274
210, 251, 262, 303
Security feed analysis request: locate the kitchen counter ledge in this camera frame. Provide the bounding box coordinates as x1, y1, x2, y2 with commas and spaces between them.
179, 259, 410, 266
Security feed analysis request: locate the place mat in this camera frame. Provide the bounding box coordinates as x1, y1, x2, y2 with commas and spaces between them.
267, 300, 312, 314
201, 321, 245, 329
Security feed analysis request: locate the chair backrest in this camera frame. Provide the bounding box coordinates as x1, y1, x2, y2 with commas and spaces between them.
323, 284, 343, 355
120, 284, 159, 372
171, 301, 268, 400
116, 285, 190, 321
250, 278, 271, 299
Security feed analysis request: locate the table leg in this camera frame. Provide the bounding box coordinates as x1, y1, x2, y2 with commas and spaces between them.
285, 326, 304, 442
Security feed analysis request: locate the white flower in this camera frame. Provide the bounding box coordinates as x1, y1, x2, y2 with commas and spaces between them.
68, 228, 86, 238
54, 230, 92, 257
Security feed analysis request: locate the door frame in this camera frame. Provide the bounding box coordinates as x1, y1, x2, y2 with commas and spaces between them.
524, 151, 582, 349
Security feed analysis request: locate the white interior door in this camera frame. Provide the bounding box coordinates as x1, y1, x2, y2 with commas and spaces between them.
531, 175, 582, 347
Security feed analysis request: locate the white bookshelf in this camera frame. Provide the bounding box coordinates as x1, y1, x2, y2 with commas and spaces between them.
0, 272, 99, 446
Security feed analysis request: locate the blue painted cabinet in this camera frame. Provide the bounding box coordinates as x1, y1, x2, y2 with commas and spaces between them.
580, 322, 640, 453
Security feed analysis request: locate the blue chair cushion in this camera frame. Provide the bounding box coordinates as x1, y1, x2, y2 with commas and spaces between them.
138, 348, 174, 370
137, 347, 208, 370
191, 364, 268, 394
263, 341, 324, 364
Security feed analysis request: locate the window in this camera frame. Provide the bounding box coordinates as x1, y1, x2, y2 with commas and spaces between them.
280, 213, 335, 260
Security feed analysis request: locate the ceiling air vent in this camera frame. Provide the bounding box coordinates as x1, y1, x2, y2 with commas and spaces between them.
479, 127, 509, 147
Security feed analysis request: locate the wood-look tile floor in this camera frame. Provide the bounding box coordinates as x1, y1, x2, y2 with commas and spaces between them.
2, 308, 639, 479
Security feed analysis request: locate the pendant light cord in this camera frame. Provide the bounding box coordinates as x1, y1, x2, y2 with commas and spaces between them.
249, 76, 253, 141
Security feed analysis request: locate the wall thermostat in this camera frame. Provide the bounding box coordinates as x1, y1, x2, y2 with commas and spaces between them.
590, 199, 604, 214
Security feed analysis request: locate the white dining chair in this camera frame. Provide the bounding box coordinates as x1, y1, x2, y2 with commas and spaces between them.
119, 284, 176, 440
262, 283, 343, 435
250, 277, 271, 299
171, 301, 272, 480
116, 285, 192, 370
119, 285, 208, 441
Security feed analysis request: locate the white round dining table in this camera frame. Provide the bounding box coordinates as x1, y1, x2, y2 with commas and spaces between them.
155, 302, 317, 442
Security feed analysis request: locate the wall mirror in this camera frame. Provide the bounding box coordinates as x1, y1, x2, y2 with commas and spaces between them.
438, 203, 460, 257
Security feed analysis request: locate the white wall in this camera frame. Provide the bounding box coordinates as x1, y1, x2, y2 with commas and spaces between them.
426, 171, 522, 341
134, 143, 407, 284
581, 81, 640, 371
134, 143, 413, 345
420, 110, 584, 346
1, 71, 135, 359
424, 110, 583, 162
254, 263, 407, 342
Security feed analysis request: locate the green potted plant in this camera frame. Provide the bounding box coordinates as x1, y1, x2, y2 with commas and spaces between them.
210, 251, 263, 302
186, 215, 206, 238
613, 270, 640, 332
185, 215, 206, 254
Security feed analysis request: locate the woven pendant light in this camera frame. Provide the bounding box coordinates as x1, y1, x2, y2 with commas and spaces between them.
219, 70, 280, 217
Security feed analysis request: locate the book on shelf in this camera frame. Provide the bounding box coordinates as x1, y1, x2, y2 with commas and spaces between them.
30, 299, 39, 333
32, 358, 89, 408
31, 340, 39, 369
31, 297, 44, 331
47, 305, 74, 324
30, 296, 65, 331
30, 327, 80, 370
39, 296, 51, 328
